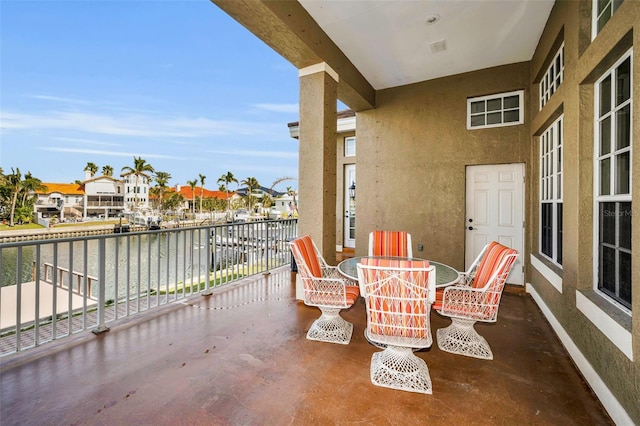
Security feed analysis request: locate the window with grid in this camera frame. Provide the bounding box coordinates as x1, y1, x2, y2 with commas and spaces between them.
592, 0, 623, 39
594, 49, 632, 310
344, 136, 356, 157
540, 115, 563, 266
467, 90, 524, 130
540, 44, 564, 110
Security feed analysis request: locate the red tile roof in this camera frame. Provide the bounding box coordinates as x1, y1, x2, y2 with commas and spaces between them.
167, 186, 235, 200
36, 183, 85, 195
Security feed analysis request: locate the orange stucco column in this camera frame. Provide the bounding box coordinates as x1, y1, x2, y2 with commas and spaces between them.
298, 63, 338, 264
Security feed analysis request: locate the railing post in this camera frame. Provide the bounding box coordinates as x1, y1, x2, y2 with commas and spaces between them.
263, 223, 271, 275
202, 226, 212, 296
92, 237, 110, 335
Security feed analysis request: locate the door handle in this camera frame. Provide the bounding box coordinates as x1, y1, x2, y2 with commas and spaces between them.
468, 226, 474, 230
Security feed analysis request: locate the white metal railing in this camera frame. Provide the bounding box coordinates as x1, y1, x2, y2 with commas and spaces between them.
0, 219, 297, 356
41, 262, 98, 299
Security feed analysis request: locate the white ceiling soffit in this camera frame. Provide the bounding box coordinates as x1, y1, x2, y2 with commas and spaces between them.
299, 0, 555, 90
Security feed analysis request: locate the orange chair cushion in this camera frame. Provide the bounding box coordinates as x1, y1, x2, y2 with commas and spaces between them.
432, 288, 445, 311
472, 241, 518, 289
345, 285, 360, 305
360, 258, 430, 337
433, 242, 518, 314
291, 235, 322, 278
370, 231, 411, 257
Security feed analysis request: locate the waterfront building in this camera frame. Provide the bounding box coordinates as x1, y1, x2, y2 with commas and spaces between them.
33, 182, 84, 221
35, 171, 127, 221
169, 184, 235, 214
82, 172, 124, 218
120, 171, 151, 210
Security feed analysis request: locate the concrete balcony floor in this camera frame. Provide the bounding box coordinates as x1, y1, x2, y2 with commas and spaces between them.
1, 266, 612, 425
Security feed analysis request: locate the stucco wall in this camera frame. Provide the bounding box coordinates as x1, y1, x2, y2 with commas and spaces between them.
354, 62, 530, 271
527, 0, 639, 423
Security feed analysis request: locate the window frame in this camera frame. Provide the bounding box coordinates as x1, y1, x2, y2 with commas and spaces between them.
539, 115, 563, 267
344, 136, 356, 157
539, 43, 564, 110
592, 0, 624, 40
593, 48, 633, 313
467, 90, 524, 130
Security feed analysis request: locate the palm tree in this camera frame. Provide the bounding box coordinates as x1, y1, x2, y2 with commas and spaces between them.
241, 177, 259, 212
121, 156, 155, 208
187, 179, 198, 217
261, 193, 273, 209
154, 171, 171, 211
102, 165, 114, 177
198, 173, 206, 214
163, 191, 184, 211
21, 172, 47, 207
217, 171, 238, 213
286, 186, 298, 215
0, 168, 7, 214
84, 162, 98, 177
6, 168, 22, 227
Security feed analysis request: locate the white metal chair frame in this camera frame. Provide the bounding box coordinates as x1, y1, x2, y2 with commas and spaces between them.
357, 261, 436, 394
436, 244, 518, 360
290, 237, 358, 345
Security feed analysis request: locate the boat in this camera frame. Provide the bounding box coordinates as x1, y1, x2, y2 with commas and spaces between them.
127, 210, 162, 230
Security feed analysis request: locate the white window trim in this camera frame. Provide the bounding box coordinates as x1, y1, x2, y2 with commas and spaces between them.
592, 48, 633, 312
591, 0, 600, 40
467, 90, 524, 130
576, 291, 632, 359
344, 136, 356, 157
539, 115, 563, 267
530, 254, 562, 293
539, 43, 564, 110
591, 0, 623, 40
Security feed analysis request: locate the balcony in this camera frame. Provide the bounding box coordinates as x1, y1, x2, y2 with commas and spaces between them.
0, 253, 612, 424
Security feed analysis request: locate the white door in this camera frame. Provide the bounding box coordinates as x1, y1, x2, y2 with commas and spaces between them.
465, 163, 524, 285
344, 164, 356, 249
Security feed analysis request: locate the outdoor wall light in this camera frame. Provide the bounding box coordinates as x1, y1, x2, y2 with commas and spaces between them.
349, 182, 356, 200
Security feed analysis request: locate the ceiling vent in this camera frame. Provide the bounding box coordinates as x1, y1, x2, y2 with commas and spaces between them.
429, 39, 447, 54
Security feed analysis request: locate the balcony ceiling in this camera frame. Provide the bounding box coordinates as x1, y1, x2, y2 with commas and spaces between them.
298, 0, 555, 90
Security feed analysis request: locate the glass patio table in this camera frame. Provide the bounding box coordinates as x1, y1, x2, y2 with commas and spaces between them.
337, 256, 461, 287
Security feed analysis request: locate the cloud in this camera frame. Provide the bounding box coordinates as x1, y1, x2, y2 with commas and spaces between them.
54, 137, 122, 147
39, 147, 187, 160
207, 149, 297, 159
27, 94, 94, 105
0, 109, 283, 139
253, 103, 298, 113
219, 161, 299, 176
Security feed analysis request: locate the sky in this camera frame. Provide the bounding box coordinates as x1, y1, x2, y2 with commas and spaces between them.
0, 0, 302, 192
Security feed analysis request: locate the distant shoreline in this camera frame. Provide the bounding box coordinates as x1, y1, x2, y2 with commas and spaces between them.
0, 223, 117, 243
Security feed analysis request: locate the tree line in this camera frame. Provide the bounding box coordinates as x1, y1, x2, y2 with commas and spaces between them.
1, 156, 298, 227
0, 167, 47, 226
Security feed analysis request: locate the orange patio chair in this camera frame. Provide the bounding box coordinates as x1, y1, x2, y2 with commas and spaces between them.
357, 258, 435, 394
290, 235, 360, 345
433, 241, 518, 360
368, 230, 413, 257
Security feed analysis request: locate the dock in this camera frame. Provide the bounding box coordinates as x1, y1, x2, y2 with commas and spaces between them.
1, 281, 97, 330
